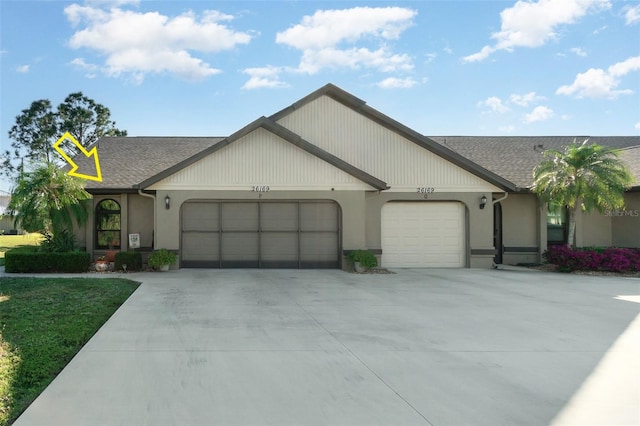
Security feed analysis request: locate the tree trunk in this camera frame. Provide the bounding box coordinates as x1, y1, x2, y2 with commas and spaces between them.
567, 205, 577, 247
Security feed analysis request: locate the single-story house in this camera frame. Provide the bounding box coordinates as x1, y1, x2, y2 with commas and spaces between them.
73, 84, 640, 269
0, 190, 17, 233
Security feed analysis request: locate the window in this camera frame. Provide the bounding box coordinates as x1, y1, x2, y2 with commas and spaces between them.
96, 199, 121, 249
547, 206, 567, 245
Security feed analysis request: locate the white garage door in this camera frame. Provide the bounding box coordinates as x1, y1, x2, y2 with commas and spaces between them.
381, 202, 465, 267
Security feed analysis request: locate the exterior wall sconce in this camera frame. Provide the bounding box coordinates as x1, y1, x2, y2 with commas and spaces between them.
164, 195, 171, 210
480, 195, 488, 209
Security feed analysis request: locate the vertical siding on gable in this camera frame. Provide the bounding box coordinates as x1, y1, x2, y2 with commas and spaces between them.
277, 96, 499, 191
149, 128, 372, 190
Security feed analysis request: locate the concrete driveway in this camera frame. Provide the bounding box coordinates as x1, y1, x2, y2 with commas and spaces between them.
13, 268, 640, 426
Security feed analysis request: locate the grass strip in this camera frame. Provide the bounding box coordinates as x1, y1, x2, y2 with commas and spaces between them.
0, 234, 43, 257
0, 277, 139, 425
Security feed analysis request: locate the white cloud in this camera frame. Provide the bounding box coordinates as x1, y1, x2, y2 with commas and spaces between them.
241, 66, 289, 90
478, 96, 510, 113
376, 77, 417, 89
463, 46, 495, 63
625, 5, 640, 25
635, 122, 640, 130
16, 64, 30, 73
70, 57, 100, 78
593, 25, 607, 34
524, 106, 554, 123
276, 7, 415, 50
509, 92, 545, 106
275, 7, 416, 75
297, 47, 412, 75
557, 56, 640, 98
64, 3, 252, 82
569, 47, 587, 57
463, 0, 611, 62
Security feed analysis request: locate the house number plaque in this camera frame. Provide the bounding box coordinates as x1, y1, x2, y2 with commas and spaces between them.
252, 186, 270, 192
416, 187, 435, 194
417, 187, 435, 199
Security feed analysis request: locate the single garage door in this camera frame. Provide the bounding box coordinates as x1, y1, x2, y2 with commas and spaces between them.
381, 202, 465, 267
181, 200, 340, 268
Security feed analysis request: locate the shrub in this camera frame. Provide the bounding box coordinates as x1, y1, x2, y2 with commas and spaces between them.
148, 248, 177, 269
115, 251, 142, 271
347, 249, 378, 269
40, 229, 77, 252
5, 249, 91, 273
543, 245, 640, 273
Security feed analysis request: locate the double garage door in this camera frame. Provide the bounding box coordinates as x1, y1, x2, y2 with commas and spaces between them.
381, 202, 465, 268
181, 200, 340, 268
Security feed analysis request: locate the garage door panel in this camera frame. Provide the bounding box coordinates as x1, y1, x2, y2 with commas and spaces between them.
221, 233, 259, 267
261, 233, 298, 267
222, 203, 258, 231
300, 203, 338, 231
181, 233, 219, 261
301, 231, 339, 267
262, 203, 298, 231
382, 202, 465, 268
183, 203, 219, 232
301, 233, 338, 261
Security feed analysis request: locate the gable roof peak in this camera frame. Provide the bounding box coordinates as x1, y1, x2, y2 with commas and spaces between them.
269, 83, 366, 122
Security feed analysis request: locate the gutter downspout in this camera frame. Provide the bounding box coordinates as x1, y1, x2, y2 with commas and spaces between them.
493, 192, 508, 204
492, 193, 509, 268
137, 188, 156, 250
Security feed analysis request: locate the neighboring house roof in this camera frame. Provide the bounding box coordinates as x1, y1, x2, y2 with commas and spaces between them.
429, 136, 640, 189
75, 84, 640, 194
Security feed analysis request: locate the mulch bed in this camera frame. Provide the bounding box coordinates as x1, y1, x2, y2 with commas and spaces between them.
525, 263, 640, 277
352, 268, 395, 274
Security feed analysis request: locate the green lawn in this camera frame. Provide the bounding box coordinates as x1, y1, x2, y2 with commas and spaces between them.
0, 277, 139, 425
0, 234, 43, 267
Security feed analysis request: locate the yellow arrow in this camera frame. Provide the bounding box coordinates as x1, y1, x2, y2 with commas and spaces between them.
53, 132, 102, 182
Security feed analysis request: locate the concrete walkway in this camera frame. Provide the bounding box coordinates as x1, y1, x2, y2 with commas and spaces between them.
8, 268, 640, 426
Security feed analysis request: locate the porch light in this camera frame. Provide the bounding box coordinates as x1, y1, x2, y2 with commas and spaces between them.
480, 195, 488, 209
164, 195, 171, 210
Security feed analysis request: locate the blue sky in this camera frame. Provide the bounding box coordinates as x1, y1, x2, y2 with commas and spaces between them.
1, 0, 639, 191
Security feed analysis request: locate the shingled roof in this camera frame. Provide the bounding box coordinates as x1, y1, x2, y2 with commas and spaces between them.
429, 136, 640, 190
82, 137, 222, 192
73, 85, 639, 193
80, 135, 640, 193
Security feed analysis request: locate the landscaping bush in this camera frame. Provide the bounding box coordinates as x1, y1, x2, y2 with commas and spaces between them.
39, 229, 77, 253
4, 249, 90, 273
543, 245, 640, 273
347, 249, 378, 269
148, 248, 177, 270
115, 251, 142, 271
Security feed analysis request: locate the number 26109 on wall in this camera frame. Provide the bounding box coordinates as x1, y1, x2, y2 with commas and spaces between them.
417, 187, 435, 194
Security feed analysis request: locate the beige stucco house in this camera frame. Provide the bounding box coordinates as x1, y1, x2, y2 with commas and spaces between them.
74, 84, 640, 269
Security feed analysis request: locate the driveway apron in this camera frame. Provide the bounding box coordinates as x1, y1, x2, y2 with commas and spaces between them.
12, 268, 640, 426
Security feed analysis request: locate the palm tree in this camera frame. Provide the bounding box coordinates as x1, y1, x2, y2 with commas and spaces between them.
532, 139, 634, 247
8, 163, 91, 234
